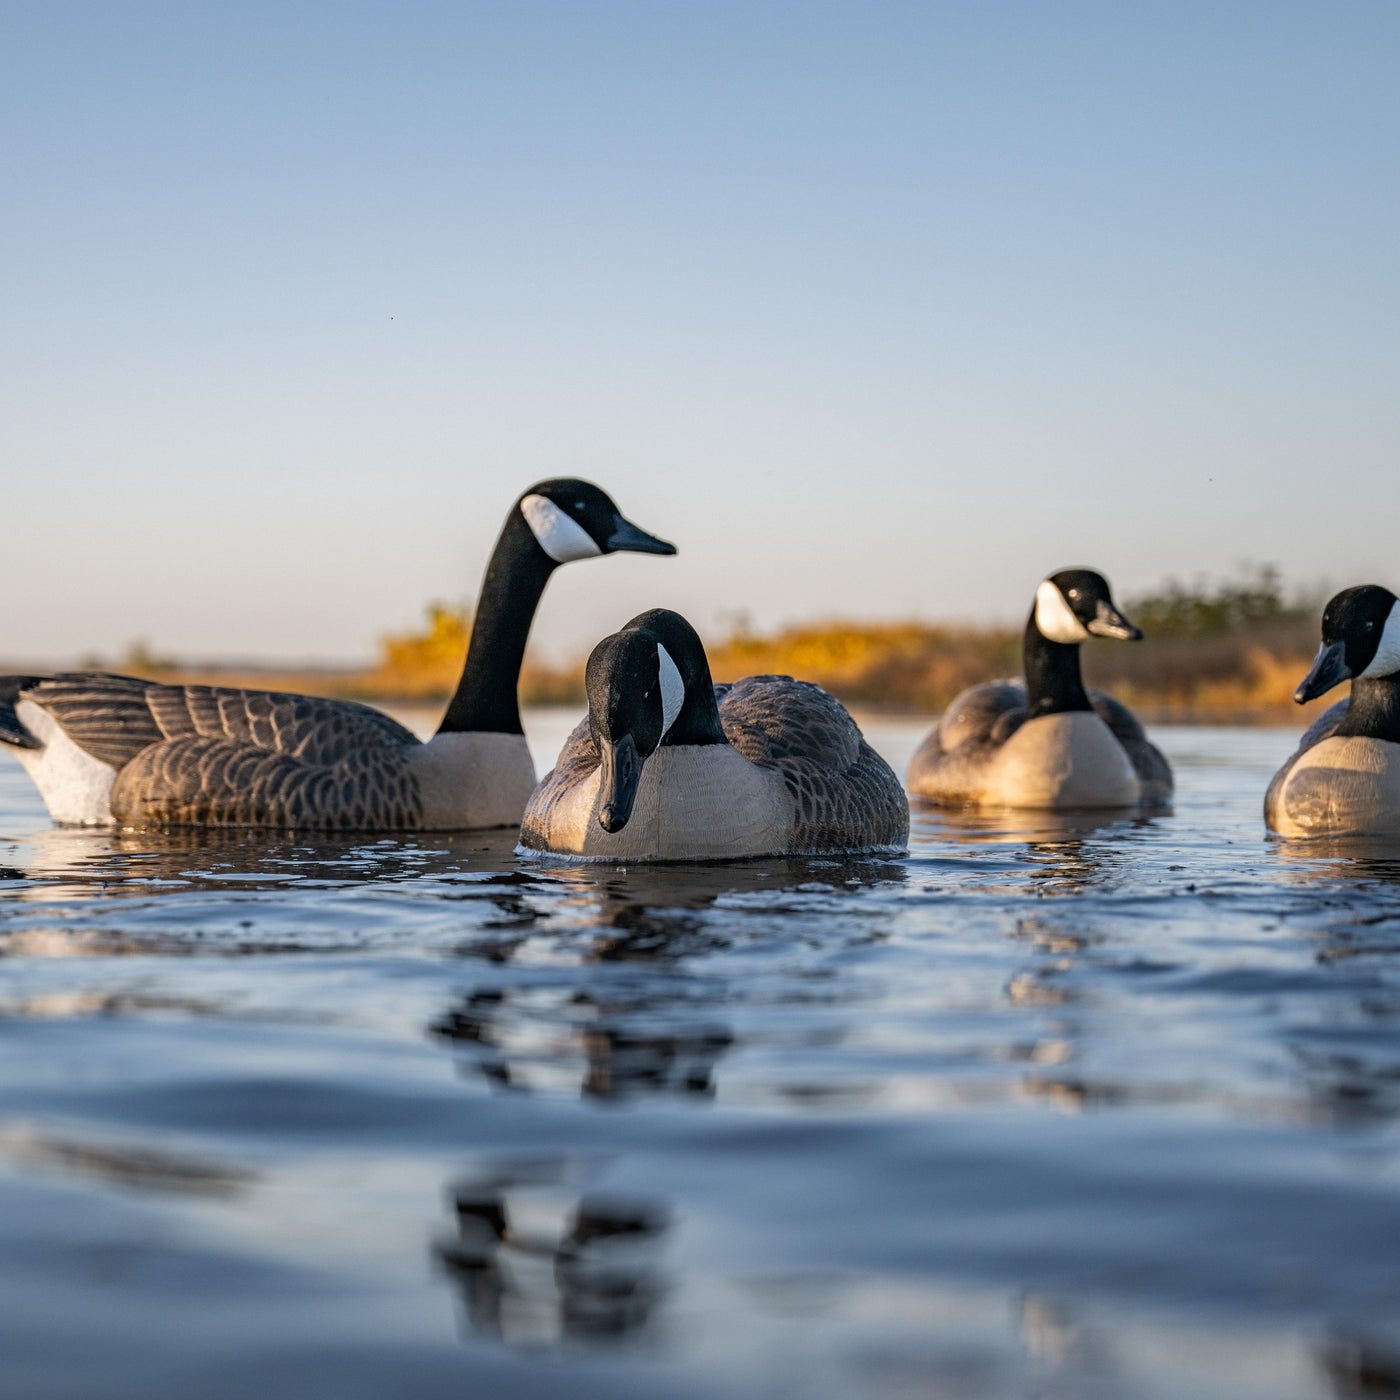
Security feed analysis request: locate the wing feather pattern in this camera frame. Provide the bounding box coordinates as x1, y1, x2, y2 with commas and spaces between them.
15, 673, 425, 829
905, 681, 1028, 799
518, 715, 598, 851
718, 675, 908, 852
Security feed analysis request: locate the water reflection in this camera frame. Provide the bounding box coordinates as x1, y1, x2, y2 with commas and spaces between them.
433, 859, 906, 1100
3, 729, 1400, 1399
1271, 835, 1400, 891
1319, 1334, 1400, 1397
435, 1160, 670, 1348
2, 824, 529, 899
528, 853, 908, 922
1017, 1294, 1116, 1384
911, 802, 1153, 845
432, 985, 733, 1100
0, 1123, 254, 1198
912, 802, 1156, 894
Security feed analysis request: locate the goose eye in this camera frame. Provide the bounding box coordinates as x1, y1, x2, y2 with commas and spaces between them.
1067, 589, 1080, 600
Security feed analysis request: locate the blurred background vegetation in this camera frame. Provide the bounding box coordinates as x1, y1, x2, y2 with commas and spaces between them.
67, 566, 1331, 724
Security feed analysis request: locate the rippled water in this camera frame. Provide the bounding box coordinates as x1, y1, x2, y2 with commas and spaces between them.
2, 713, 1399, 1399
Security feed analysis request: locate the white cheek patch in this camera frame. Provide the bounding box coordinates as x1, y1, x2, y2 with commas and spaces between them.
520, 494, 604, 564
657, 643, 685, 736
1361, 604, 1400, 679
1035, 580, 1090, 644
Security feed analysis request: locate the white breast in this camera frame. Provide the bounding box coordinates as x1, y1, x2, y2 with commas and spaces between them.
405, 731, 537, 830
522, 745, 793, 861
981, 711, 1140, 809
13, 701, 118, 826
1268, 735, 1400, 836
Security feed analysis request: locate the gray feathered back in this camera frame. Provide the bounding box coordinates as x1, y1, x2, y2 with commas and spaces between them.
718, 675, 907, 851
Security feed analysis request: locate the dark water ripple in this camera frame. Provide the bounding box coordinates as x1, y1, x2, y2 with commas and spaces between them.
2, 718, 1400, 1399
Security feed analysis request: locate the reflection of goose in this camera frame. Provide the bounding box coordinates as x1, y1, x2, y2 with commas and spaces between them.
433, 985, 733, 1100
519, 609, 908, 861
436, 1162, 670, 1347
0, 482, 673, 831
1267, 585, 1400, 837
907, 570, 1172, 810
911, 804, 1144, 849
1, 823, 527, 904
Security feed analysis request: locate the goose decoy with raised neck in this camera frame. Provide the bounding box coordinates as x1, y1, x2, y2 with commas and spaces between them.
1266, 584, 1400, 836
0, 480, 675, 830
905, 569, 1172, 809
519, 608, 909, 861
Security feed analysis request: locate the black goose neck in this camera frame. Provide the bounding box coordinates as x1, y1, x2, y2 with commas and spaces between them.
437, 511, 555, 736
1336, 676, 1400, 744
1023, 612, 1092, 717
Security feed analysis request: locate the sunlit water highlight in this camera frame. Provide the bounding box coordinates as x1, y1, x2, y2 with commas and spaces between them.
2, 712, 1398, 1399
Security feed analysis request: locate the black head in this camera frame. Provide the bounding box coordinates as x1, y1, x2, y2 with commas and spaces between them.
1295, 584, 1400, 703
517, 480, 676, 564
584, 609, 712, 833
1034, 568, 1143, 644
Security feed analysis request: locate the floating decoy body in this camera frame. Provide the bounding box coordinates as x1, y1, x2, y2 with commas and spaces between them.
1266, 584, 1400, 837
906, 570, 1172, 809
519, 609, 909, 861
0, 481, 675, 830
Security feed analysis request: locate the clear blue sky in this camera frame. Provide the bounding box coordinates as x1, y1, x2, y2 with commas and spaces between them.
3, 3, 1397, 662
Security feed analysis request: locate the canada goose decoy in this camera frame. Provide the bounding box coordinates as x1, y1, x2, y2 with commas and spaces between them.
0, 480, 675, 830
905, 569, 1172, 809
1266, 584, 1400, 837
518, 609, 909, 861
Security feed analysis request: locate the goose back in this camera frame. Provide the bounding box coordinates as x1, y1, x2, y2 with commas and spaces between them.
717, 675, 907, 852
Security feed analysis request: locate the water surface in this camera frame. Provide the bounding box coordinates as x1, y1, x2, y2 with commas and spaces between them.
2, 714, 1398, 1399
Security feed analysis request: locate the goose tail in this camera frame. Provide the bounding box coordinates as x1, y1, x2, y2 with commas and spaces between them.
0, 677, 42, 750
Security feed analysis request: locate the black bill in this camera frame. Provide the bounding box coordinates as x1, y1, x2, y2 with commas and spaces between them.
1295, 640, 1350, 704
606, 516, 677, 556
598, 734, 643, 833
1085, 600, 1143, 641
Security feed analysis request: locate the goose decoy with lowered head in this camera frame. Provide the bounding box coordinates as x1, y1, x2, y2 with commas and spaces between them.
0, 480, 675, 830
519, 609, 909, 861
1266, 584, 1400, 836
905, 569, 1172, 809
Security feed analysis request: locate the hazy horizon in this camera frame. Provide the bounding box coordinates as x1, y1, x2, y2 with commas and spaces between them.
4, 4, 1397, 665
0, 558, 1338, 671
